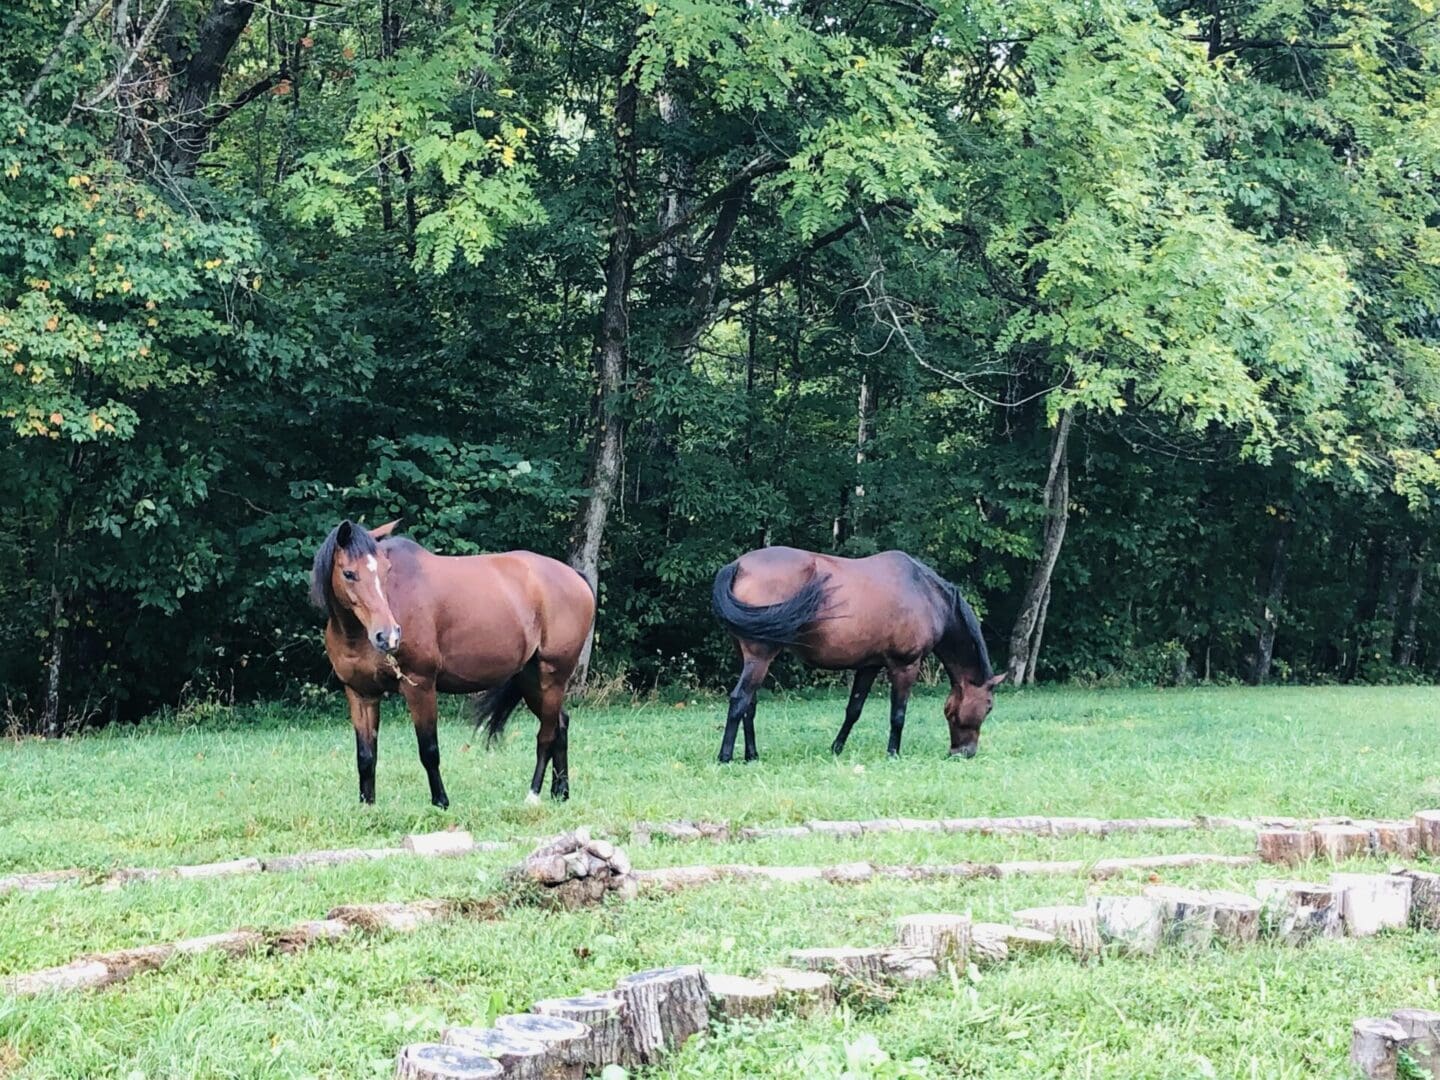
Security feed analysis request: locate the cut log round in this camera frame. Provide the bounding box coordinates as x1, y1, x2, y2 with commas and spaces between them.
1415, 810, 1440, 856
1392, 868, 1440, 931
614, 965, 709, 1065
493, 1015, 590, 1080
1255, 880, 1342, 944
1257, 828, 1314, 866
531, 994, 624, 1071
1331, 873, 1412, 936
879, 947, 939, 983
1144, 887, 1260, 948
1013, 906, 1101, 959
1089, 896, 1163, 955
788, 947, 887, 980
702, 972, 778, 1021
1367, 822, 1419, 858
1350, 1018, 1407, 1080
1312, 824, 1369, 862
442, 1028, 548, 1080
895, 913, 972, 965
970, 922, 1057, 965
1389, 1008, 1440, 1075
760, 967, 835, 1016
395, 1043, 504, 1080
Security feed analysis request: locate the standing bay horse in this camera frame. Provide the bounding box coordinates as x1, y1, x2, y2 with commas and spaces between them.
310, 520, 594, 806
711, 547, 1003, 763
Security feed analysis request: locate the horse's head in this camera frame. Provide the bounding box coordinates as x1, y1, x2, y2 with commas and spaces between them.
944, 673, 1005, 758
310, 519, 403, 654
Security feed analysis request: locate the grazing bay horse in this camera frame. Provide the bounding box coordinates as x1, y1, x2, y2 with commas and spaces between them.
310, 520, 595, 806
711, 546, 1003, 763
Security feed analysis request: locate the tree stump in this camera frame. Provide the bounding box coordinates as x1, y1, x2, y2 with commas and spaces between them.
895, 913, 972, 966
1350, 1018, 1407, 1080
1312, 824, 1369, 862
1255, 880, 1342, 944
1257, 828, 1314, 866
1089, 896, 1163, 955
971, 923, 1057, 964
1390, 1008, 1440, 1075
1144, 887, 1260, 948
760, 967, 835, 1017
1414, 810, 1440, 855
788, 947, 887, 981
1392, 868, 1440, 931
1331, 873, 1412, 936
1013, 906, 1101, 959
395, 1044, 504, 1080
614, 966, 709, 1065
531, 995, 624, 1071
879, 947, 939, 983
702, 973, 778, 1021
442, 1029, 549, 1080
493, 1015, 589, 1080
1367, 822, 1419, 858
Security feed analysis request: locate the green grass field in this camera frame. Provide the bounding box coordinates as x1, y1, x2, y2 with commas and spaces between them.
3, 685, 1440, 1078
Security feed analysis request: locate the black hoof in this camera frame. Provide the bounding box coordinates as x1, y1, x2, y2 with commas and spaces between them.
830, 742, 845, 755
717, 753, 733, 764
360, 793, 376, 805
552, 787, 570, 802
887, 749, 900, 759
432, 795, 450, 810
744, 752, 759, 763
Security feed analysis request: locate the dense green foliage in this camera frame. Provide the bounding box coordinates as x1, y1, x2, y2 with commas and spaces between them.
4, 686, 1440, 1076
3, 0, 1440, 727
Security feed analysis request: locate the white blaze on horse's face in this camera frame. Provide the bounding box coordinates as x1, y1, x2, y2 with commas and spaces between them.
337, 547, 402, 654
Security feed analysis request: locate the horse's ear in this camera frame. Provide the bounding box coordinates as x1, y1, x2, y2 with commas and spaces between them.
335, 520, 354, 548
369, 518, 402, 540
987, 673, 1007, 689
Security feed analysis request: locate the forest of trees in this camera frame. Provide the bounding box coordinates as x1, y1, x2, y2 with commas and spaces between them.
3, 0, 1440, 732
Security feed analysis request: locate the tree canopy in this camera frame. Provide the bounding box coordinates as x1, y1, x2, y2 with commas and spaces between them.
4, 0, 1440, 730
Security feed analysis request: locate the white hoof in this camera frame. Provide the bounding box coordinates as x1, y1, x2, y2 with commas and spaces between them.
525, 791, 542, 807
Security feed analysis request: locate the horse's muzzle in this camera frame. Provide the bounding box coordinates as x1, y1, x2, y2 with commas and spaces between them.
373, 625, 402, 653
949, 744, 978, 759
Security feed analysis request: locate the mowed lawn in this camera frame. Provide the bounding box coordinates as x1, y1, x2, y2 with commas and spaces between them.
2, 684, 1440, 1078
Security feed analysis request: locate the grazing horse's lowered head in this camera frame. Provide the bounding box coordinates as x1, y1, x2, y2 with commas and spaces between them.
310, 519, 403, 654
944, 673, 1005, 758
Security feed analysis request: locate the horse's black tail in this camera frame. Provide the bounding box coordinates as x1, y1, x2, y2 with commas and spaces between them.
711, 562, 831, 646
472, 675, 527, 748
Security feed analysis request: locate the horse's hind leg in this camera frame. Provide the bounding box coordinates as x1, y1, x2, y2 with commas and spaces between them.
720, 644, 775, 764
831, 666, 881, 755
887, 660, 921, 757
522, 666, 568, 802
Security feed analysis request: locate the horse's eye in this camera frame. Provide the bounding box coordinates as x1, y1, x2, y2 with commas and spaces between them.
342, 570, 358, 581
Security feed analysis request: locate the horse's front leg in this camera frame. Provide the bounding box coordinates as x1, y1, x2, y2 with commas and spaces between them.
886, 661, 921, 758
346, 687, 381, 805
831, 666, 881, 755
400, 679, 448, 809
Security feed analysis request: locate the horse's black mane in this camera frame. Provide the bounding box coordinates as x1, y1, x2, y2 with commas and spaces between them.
909, 556, 994, 680
309, 521, 379, 610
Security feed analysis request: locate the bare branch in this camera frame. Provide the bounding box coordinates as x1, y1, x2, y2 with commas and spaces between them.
633, 155, 785, 259
85, 0, 173, 109
23, 0, 110, 108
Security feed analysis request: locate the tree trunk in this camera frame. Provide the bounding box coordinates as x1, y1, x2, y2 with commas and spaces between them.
1397, 545, 1427, 667
1024, 582, 1051, 685
1007, 410, 1073, 682
852, 372, 870, 536
1251, 515, 1292, 685
161, 0, 260, 175
568, 52, 639, 684
42, 581, 66, 738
